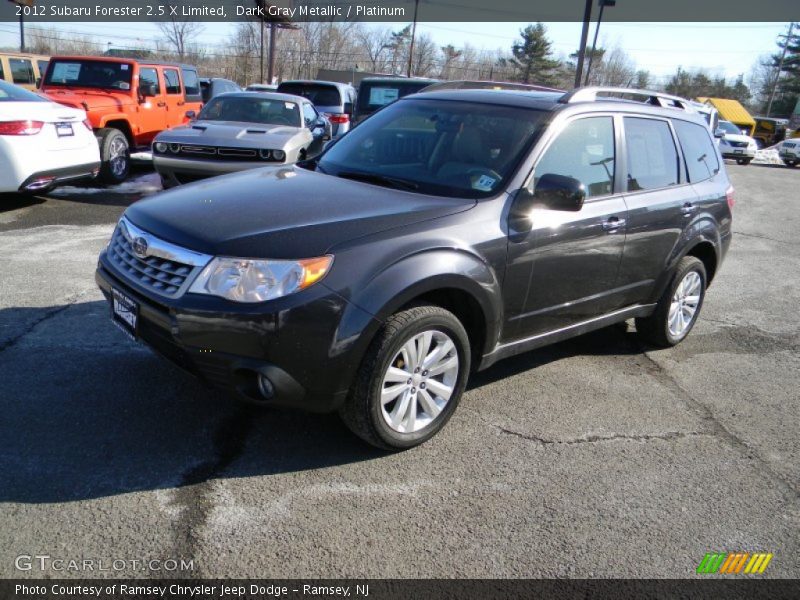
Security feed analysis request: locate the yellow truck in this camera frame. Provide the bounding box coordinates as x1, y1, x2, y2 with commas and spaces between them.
697, 97, 756, 137
0, 52, 50, 91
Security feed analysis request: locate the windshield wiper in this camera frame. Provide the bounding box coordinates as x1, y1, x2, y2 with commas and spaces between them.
335, 170, 419, 191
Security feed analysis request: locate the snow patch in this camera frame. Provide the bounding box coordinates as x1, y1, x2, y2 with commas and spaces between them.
50, 171, 163, 197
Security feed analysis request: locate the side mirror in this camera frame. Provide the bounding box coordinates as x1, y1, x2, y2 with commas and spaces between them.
509, 174, 585, 234
185, 110, 197, 120
714, 128, 725, 139
139, 82, 157, 98
312, 126, 325, 138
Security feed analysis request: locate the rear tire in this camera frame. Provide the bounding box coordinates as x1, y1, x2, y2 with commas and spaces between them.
340, 305, 471, 450
97, 128, 130, 184
635, 256, 707, 348
736, 158, 752, 165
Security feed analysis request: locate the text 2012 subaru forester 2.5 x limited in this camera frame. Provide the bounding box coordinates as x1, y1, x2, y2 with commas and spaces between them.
96, 86, 733, 449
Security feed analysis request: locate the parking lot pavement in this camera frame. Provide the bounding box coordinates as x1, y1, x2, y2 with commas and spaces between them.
0, 163, 798, 579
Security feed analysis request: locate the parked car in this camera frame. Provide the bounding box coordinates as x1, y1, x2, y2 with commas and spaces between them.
96, 86, 732, 449
276, 80, 356, 137
0, 80, 99, 193
246, 83, 278, 92
715, 120, 758, 165
200, 77, 241, 102
152, 92, 331, 187
40, 56, 203, 183
0, 52, 49, 91
778, 139, 799, 167
354, 77, 438, 124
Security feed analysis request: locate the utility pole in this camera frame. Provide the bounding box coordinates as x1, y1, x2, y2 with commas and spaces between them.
267, 22, 277, 84
406, 0, 420, 77
574, 0, 593, 88
8, 0, 34, 52
766, 22, 795, 117
260, 19, 265, 83
584, 0, 616, 86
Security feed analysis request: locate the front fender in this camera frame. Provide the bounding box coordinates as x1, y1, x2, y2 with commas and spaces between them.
328, 248, 503, 373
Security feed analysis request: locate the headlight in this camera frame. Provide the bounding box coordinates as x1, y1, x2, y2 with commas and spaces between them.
273, 149, 286, 161
154, 141, 168, 153
188, 255, 333, 302
169, 143, 181, 154
259, 149, 273, 160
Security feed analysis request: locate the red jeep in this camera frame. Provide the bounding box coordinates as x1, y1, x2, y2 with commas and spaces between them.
41, 56, 203, 183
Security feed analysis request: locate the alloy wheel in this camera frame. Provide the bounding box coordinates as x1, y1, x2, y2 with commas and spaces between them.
668, 271, 702, 338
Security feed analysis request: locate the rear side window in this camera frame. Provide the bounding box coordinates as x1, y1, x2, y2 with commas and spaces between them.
535, 116, 616, 199
0, 60, 5, 81
673, 119, 720, 183
37, 60, 48, 77
624, 117, 680, 191
10, 58, 34, 84
139, 67, 160, 94
181, 68, 200, 97
163, 69, 181, 95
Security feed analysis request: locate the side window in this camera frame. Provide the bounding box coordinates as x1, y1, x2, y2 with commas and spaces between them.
303, 103, 318, 127
139, 67, 160, 95
535, 116, 616, 199
624, 117, 680, 191
37, 60, 49, 77
9, 58, 34, 84
673, 119, 720, 183
181, 68, 200, 97
0, 60, 5, 81
163, 69, 181, 95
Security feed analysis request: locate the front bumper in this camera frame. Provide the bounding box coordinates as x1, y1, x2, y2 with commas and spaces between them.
720, 147, 756, 159
95, 256, 378, 412
153, 155, 282, 186
778, 149, 799, 161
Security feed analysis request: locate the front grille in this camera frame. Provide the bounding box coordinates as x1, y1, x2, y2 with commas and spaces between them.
218, 147, 258, 158
728, 140, 748, 148
180, 145, 217, 155
783, 142, 796, 148
156, 145, 281, 162
107, 227, 196, 297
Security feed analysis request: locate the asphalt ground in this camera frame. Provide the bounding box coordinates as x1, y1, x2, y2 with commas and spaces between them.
0, 162, 798, 579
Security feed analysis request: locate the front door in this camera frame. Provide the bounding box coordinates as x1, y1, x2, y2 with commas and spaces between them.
136, 67, 167, 145
505, 115, 628, 338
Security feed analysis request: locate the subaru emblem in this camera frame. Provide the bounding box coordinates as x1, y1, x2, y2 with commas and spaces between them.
132, 237, 149, 258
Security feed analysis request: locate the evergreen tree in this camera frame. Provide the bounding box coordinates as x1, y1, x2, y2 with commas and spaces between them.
504, 23, 561, 85
763, 23, 800, 116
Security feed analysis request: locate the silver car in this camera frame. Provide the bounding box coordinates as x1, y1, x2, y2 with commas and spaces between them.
152, 92, 331, 188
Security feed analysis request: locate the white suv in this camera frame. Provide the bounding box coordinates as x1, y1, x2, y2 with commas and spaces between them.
716, 120, 758, 165
778, 139, 799, 167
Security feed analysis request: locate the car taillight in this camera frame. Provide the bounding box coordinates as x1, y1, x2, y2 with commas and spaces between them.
324, 113, 350, 124
82, 118, 93, 131
726, 185, 735, 210
0, 120, 44, 135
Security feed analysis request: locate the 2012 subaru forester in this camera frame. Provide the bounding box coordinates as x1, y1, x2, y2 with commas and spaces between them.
96, 86, 733, 449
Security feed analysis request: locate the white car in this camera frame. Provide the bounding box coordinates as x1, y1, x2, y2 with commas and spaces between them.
778, 139, 799, 167
0, 80, 100, 193
716, 120, 758, 165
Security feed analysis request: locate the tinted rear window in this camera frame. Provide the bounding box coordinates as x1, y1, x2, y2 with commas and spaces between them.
624, 117, 680, 191
673, 119, 720, 183
277, 83, 342, 106
10, 58, 34, 84
357, 81, 431, 113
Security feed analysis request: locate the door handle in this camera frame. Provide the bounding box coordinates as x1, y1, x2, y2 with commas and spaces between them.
156, 101, 166, 107
602, 216, 626, 232
177, 101, 185, 106
681, 202, 696, 217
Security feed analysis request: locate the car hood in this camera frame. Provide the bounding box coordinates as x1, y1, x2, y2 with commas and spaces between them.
720, 133, 755, 144
124, 167, 475, 258
155, 120, 304, 148
43, 88, 133, 112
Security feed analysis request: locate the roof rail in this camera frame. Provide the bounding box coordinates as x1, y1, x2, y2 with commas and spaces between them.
559, 87, 695, 110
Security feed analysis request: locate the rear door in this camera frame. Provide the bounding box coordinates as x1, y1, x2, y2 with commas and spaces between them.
136, 66, 167, 144
505, 114, 629, 338
180, 67, 203, 115
614, 115, 694, 307
9, 57, 36, 90
162, 67, 185, 128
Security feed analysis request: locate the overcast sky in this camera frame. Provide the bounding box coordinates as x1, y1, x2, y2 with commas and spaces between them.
0, 20, 788, 84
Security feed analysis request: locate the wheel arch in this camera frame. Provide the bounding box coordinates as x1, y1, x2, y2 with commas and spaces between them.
98, 119, 135, 146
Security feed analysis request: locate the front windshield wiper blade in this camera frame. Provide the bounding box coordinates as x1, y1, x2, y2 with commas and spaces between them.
335, 170, 419, 191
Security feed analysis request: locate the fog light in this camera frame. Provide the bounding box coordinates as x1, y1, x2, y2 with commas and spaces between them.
169, 143, 181, 154
154, 141, 168, 153
257, 374, 275, 399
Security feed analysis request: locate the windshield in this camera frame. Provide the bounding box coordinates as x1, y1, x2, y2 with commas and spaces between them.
0, 80, 47, 102
357, 81, 432, 113
45, 59, 133, 91
719, 121, 743, 135
277, 83, 342, 107
198, 96, 302, 127
317, 98, 547, 199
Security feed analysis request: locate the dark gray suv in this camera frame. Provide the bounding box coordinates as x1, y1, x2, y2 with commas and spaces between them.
96, 87, 733, 449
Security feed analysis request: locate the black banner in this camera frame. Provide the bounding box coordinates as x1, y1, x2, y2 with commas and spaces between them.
0, 0, 798, 23
2, 580, 800, 600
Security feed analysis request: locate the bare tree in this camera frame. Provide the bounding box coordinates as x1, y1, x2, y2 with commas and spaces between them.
156, 5, 205, 61
354, 25, 393, 72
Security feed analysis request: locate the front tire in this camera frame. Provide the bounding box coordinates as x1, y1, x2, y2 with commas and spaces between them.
785, 160, 798, 168
736, 158, 752, 165
97, 128, 130, 184
635, 256, 707, 348
340, 305, 471, 450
